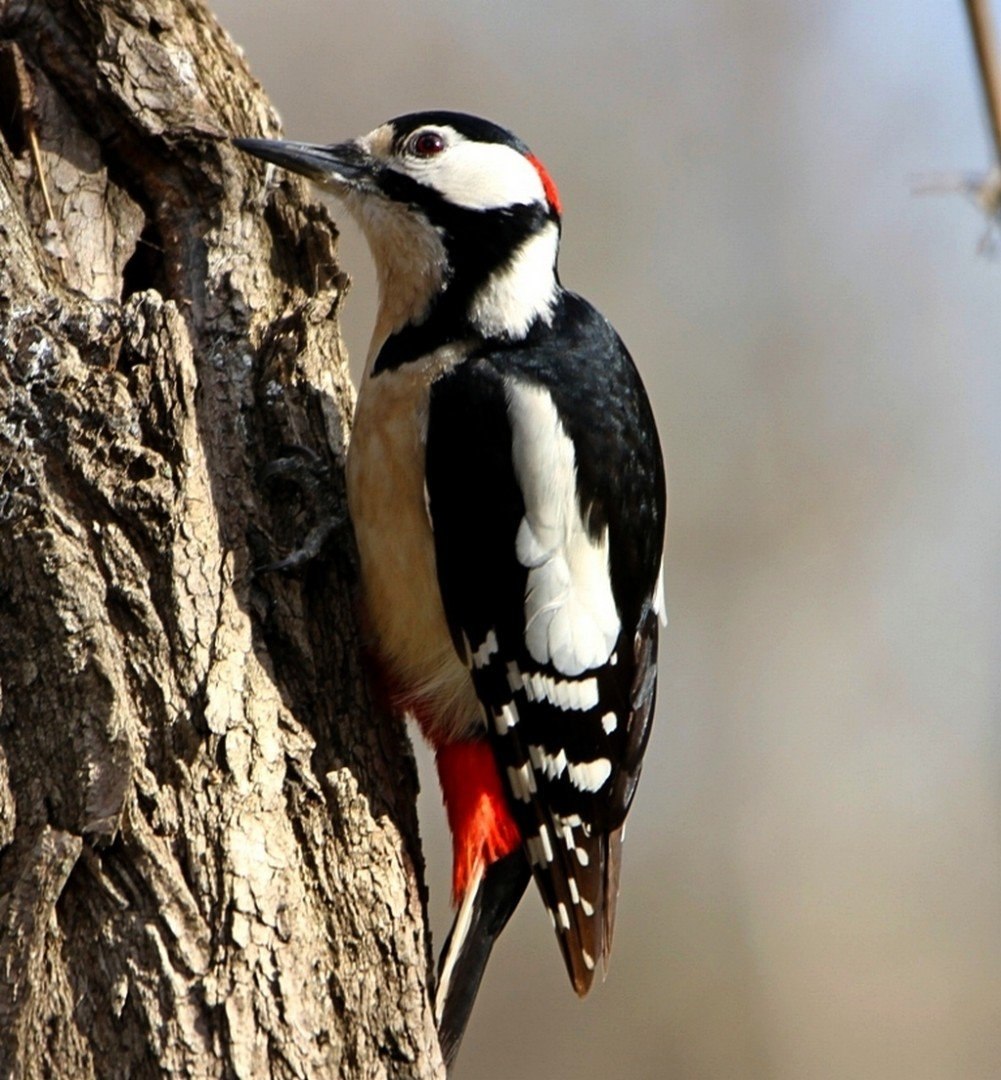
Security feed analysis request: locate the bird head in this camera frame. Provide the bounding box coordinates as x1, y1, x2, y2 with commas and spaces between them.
235, 112, 563, 342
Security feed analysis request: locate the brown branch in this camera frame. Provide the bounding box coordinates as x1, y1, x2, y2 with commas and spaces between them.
965, 0, 1001, 163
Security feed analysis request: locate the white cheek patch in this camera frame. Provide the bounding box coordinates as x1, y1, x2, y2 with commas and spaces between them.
469, 222, 558, 339
411, 135, 548, 211
506, 382, 621, 677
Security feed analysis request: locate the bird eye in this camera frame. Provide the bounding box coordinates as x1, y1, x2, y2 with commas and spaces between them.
409, 130, 445, 158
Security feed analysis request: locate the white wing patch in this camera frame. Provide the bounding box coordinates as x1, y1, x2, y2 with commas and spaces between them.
506, 382, 621, 677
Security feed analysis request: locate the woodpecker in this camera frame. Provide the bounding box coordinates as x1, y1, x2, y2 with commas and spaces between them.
235, 112, 666, 1065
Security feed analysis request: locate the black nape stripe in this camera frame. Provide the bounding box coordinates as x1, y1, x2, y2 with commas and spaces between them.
371, 197, 554, 375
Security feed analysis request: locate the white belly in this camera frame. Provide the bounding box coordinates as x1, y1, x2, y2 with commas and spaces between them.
346, 351, 481, 742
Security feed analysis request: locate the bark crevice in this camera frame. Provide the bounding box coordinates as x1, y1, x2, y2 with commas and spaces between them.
0, 2, 443, 1077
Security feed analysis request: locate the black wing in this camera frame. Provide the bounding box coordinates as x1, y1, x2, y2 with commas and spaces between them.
426, 293, 666, 993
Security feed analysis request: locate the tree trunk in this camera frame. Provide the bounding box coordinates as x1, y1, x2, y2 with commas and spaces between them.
0, 1, 444, 1076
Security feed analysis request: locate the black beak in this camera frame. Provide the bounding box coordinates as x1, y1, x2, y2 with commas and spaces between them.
233, 137, 374, 186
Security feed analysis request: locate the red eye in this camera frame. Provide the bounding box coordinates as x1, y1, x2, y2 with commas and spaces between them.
410, 130, 445, 157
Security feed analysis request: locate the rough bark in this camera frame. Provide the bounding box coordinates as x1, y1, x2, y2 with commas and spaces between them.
0, 1, 444, 1077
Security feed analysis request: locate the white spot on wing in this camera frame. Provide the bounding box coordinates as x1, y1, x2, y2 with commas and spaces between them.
471, 628, 498, 668
493, 702, 519, 735
582, 949, 595, 970
506, 382, 621, 676
539, 824, 553, 862
507, 762, 537, 802
526, 828, 554, 867
509, 667, 599, 712
567, 757, 612, 792
601, 711, 618, 734
557, 902, 570, 931
528, 744, 568, 780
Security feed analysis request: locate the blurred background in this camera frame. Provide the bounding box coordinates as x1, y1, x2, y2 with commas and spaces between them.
214, 3, 1000, 1077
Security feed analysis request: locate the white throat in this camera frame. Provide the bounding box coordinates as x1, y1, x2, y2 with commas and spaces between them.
345, 190, 449, 369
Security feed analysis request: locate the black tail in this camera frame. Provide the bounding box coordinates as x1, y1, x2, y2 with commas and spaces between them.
435, 850, 531, 1069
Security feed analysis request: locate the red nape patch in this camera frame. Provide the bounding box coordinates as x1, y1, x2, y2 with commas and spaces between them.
527, 153, 563, 217
436, 742, 522, 903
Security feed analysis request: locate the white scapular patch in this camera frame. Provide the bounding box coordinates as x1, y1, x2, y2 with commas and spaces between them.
471, 629, 499, 669
567, 757, 612, 793
601, 711, 618, 734
506, 382, 621, 677
528, 744, 568, 780
493, 702, 519, 735
507, 762, 537, 803
468, 222, 559, 340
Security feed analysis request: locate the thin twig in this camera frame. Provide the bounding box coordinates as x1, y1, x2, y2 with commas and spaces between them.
26, 120, 55, 219
965, 0, 1001, 164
